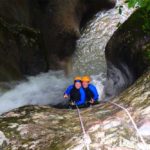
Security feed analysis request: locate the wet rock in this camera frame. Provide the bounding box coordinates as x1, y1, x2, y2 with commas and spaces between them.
103, 119, 121, 130
0, 70, 149, 149
139, 122, 150, 136
0, 0, 116, 81
0, 131, 9, 147
105, 8, 150, 96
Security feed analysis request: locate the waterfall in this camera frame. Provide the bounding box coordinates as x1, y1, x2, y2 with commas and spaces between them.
72, 0, 134, 98
0, 0, 134, 114
72, 0, 134, 75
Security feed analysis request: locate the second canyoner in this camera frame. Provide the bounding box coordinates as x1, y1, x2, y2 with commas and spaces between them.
64, 76, 99, 108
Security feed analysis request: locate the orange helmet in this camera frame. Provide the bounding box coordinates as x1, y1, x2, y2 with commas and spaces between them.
74, 76, 82, 81
81, 76, 91, 82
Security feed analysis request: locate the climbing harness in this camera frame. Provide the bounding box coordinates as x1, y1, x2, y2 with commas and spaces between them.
76, 105, 91, 150
108, 101, 148, 150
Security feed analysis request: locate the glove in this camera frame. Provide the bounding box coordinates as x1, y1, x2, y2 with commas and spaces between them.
89, 98, 94, 104
69, 101, 75, 106
64, 94, 68, 99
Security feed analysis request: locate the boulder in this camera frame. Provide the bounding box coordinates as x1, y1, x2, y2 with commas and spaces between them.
0, 70, 149, 150
105, 9, 150, 96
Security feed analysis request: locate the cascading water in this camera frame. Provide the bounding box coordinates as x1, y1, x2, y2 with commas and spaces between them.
72, 0, 134, 98
0, 71, 71, 114
0, 0, 134, 114
72, 0, 134, 75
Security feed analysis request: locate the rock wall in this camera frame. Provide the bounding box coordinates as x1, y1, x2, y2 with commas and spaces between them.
0, 0, 115, 81
0, 69, 149, 150
105, 9, 150, 96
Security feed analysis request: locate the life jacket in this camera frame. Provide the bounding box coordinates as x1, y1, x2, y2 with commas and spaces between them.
84, 87, 94, 102
70, 86, 81, 102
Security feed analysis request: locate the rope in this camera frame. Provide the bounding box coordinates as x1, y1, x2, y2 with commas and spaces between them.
76, 105, 91, 150
109, 101, 148, 149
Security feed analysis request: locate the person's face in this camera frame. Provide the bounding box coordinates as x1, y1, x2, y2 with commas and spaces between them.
75, 82, 81, 89
82, 81, 89, 88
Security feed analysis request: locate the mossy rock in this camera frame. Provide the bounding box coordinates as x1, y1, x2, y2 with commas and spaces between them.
0, 70, 149, 150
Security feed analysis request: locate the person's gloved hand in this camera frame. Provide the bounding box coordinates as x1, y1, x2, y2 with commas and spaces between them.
69, 101, 75, 106
64, 94, 68, 99
69, 101, 76, 106
89, 98, 94, 104
68, 101, 76, 109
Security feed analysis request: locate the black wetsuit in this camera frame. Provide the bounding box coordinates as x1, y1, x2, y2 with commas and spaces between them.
70, 86, 81, 102
83, 87, 94, 103
83, 86, 99, 106
64, 84, 86, 108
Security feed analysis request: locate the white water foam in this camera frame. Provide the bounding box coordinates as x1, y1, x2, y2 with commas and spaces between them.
0, 71, 105, 114
0, 71, 71, 114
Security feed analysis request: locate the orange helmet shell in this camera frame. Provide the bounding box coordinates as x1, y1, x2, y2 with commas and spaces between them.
74, 76, 82, 81
81, 76, 91, 82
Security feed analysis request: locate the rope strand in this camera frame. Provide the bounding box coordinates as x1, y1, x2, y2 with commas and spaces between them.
109, 101, 148, 150
76, 105, 91, 150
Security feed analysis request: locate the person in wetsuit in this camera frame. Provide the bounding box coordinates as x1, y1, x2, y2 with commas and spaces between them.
64, 76, 86, 108
81, 76, 99, 106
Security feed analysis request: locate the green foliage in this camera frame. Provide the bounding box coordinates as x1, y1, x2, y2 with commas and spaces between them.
144, 50, 150, 62
126, 0, 150, 34
147, 51, 150, 58
126, 0, 150, 10
126, 0, 150, 60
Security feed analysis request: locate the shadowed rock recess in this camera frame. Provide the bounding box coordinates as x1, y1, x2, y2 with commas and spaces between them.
0, 0, 115, 81
105, 9, 150, 97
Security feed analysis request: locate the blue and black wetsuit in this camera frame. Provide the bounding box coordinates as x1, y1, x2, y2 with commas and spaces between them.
64, 85, 85, 106
83, 84, 99, 103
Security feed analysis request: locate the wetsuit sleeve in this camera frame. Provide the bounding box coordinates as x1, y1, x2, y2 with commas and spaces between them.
64, 85, 73, 95
89, 84, 99, 101
75, 88, 85, 106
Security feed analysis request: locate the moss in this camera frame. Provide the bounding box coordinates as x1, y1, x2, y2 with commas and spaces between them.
94, 106, 120, 121
143, 43, 150, 62
0, 17, 40, 47
0, 74, 149, 150
119, 9, 148, 33
0, 16, 43, 81
50, 138, 67, 150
